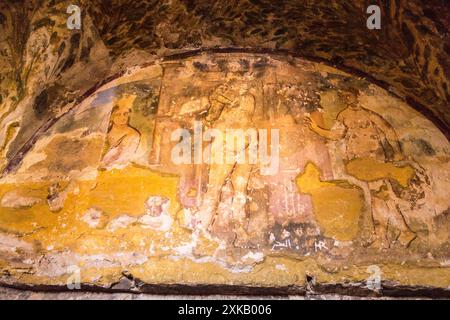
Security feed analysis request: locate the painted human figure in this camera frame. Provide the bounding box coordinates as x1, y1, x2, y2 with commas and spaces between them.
195, 82, 256, 246
306, 88, 416, 248
306, 88, 403, 161
101, 94, 141, 169
266, 84, 334, 230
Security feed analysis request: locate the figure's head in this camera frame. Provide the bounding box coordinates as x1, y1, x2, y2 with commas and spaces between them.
338, 87, 360, 108
239, 82, 250, 95
110, 94, 136, 126
111, 105, 131, 126
228, 61, 241, 73
215, 83, 229, 95
212, 81, 237, 104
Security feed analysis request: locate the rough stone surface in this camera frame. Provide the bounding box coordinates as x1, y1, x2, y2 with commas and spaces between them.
2, 285, 426, 300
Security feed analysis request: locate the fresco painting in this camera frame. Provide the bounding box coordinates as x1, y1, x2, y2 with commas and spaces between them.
0, 54, 448, 289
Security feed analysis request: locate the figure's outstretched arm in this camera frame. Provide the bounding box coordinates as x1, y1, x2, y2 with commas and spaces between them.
310, 110, 326, 128
205, 100, 225, 125
306, 115, 346, 140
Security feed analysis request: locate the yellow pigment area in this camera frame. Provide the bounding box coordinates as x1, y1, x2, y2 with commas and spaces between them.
346, 158, 415, 187
88, 165, 180, 216
0, 165, 185, 255
296, 163, 364, 241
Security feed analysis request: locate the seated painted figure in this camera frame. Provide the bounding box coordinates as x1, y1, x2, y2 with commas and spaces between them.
100, 94, 141, 170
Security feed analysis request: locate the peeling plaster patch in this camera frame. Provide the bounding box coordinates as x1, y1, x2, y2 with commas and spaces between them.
0, 189, 43, 209
168, 233, 261, 274
138, 214, 172, 231
173, 242, 196, 256
0, 233, 34, 254
242, 251, 265, 263
168, 254, 255, 274
107, 214, 137, 231
275, 264, 287, 271
37, 252, 81, 277
81, 208, 106, 229
82, 252, 148, 268
36, 251, 149, 278
138, 196, 173, 232
148, 242, 155, 256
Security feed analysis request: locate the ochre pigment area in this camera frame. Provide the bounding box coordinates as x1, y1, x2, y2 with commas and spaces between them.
296, 163, 364, 241
346, 158, 415, 188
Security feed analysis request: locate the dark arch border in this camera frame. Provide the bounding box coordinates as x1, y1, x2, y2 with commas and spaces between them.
2, 47, 449, 177
1, 277, 450, 298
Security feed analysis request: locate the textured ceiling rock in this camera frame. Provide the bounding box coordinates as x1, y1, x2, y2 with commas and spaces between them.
0, 0, 111, 171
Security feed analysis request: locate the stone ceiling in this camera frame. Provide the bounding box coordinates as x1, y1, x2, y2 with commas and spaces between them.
0, 0, 448, 171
